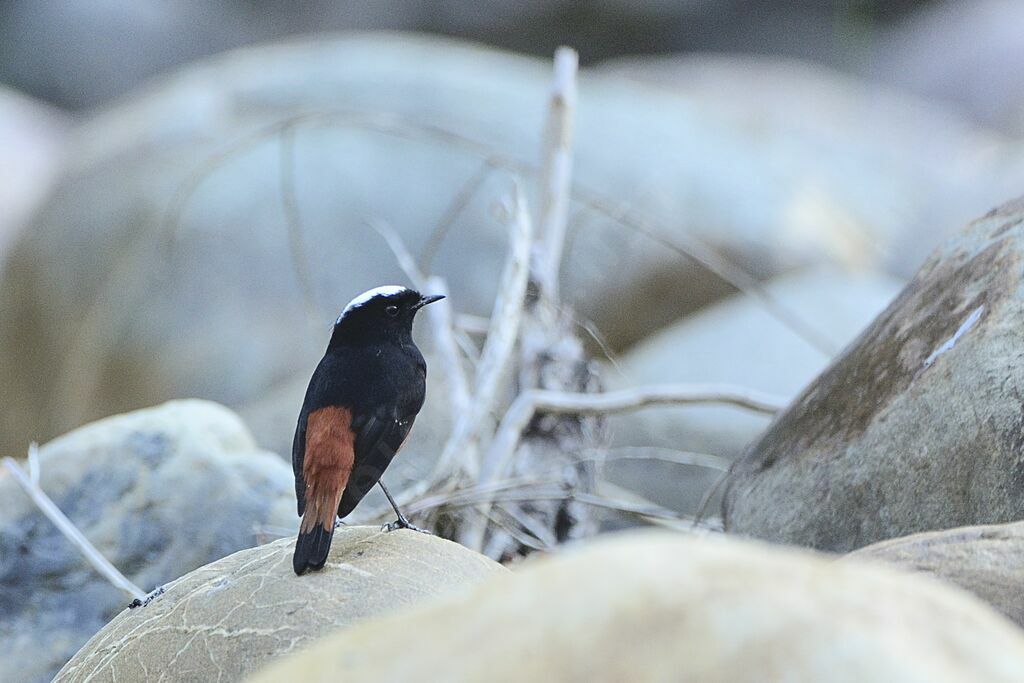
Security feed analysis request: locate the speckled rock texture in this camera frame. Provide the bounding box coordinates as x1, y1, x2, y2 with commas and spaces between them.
55, 527, 505, 683
248, 531, 1024, 683
724, 197, 1024, 551
0, 400, 295, 683
848, 520, 1024, 628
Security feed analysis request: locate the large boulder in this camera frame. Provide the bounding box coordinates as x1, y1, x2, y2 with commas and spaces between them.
55, 528, 505, 683
0, 400, 294, 683
848, 521, 1024, 629
724, 197, 1024, 551
2, 33, 992, 459
249, 531, 1024, 682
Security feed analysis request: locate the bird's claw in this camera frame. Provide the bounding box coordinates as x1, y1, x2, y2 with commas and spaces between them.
381, 518, 431, 534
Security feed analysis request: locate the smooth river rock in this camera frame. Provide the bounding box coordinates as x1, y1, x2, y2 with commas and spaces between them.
724, 197, 1024, 551
248, 530, 1024, 683
848, 520, 1024, 629
55, 527, 505, 683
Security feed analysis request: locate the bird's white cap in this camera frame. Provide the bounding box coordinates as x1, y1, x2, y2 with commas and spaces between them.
336, 285, 409, 323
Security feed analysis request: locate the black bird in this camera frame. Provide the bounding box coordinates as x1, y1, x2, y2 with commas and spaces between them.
292, 285, 443, 575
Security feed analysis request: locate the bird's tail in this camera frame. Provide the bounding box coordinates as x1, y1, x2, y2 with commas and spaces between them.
293, 492, 341, 575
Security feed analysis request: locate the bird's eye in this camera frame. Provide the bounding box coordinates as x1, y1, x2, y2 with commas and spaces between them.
385, 305, 399, 317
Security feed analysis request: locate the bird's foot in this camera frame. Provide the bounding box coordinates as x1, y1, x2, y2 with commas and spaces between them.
128, 585, 165, 610
381, 517, 431, 534
333, 518, 348, 529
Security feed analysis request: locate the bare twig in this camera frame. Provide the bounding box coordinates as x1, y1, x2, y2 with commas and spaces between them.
369, 218, 428, 288
279, 123, 323, 334
27, 442, 40, 486
574, 194, 837, 356
581, 446, 731, 473
370, 220, 471, 414
536, 47, 578, 301
481, 383, 786, 483
420, 156, 502, 273
3, 456, 146, 602
455, 313, 491, 336
492, 503, 558, 550
431, 180, 532, 480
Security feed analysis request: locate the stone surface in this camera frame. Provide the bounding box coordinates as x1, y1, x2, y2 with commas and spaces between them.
0, 400, 295, 683
248, 531, 1024, 683
55, 527, 505, 683
1, 33, 980, 459
848, 520, 1024, 629
601, 267, 900, 517
724, 197, 1024, 551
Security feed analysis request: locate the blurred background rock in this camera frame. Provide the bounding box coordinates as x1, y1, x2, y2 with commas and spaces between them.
3, 0, 1024, 515
5, 2, 1024, 680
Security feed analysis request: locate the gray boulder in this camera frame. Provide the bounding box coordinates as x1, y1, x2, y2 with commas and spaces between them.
847, 521, 1024, 629
0, 400, 295, 683
55, 528, 506, 683
724, 197, 1024, 551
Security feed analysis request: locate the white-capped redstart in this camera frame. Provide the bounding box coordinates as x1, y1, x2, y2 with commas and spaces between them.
291, 285, 443, 575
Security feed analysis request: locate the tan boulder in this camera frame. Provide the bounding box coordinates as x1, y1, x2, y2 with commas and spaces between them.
55, 527, 505, 683
249, 531, 1024, 683
848, 520, 1024, 628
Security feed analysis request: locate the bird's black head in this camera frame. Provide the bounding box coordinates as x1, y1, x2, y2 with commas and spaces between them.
328, 285, 444, 348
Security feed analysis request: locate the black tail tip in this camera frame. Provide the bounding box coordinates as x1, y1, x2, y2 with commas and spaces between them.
292, 525, 334, 576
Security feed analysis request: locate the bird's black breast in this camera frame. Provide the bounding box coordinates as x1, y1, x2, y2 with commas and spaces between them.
305, 341, 426, 416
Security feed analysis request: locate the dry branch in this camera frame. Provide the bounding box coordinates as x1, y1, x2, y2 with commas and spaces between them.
370, 220, 471, 415
431, 180, 532, 481
536, 47, 578, 301
481, 383, 784, 484
3, 453, 146, 602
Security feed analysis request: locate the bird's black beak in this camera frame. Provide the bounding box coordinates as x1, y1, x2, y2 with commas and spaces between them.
412, 294, 445, 311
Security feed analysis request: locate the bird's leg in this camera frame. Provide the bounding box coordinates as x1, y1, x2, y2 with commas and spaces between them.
378, 481, 430, 534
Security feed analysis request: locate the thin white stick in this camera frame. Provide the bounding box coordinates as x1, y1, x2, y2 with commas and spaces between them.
536, 46, 578, 301
431, 180, 532, 480
368, 218, 428, 288
27, 442, 40, 486
423, 276, 470, 410
468, 384, 787, 530
455, 313, 491, 336
370, 220, 471, 413
3, 456, 146, 601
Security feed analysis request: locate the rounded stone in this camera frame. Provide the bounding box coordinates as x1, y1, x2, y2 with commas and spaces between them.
248, 531, 1024, 683
848, 520, 1024, 629
725, 196, 1024, 551
54, 527, 506, 683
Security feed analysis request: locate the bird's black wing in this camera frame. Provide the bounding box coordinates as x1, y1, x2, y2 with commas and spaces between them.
337, 405, 417, 518
292, 411, 308, 516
